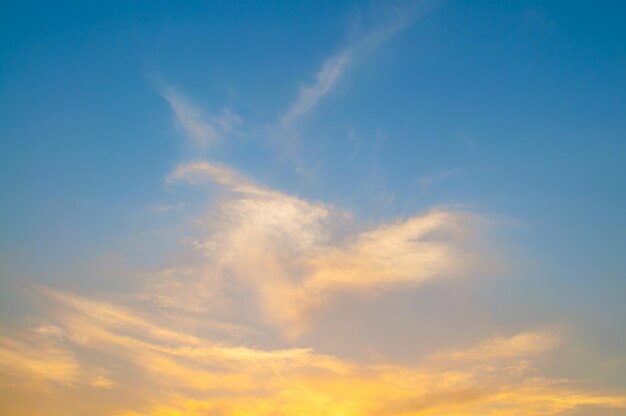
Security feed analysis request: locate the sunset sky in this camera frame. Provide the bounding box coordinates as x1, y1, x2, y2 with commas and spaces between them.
2, 1, 626, 415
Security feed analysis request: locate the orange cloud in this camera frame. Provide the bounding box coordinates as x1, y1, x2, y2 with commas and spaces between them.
2, 162, 623, 416
2, 289, 624, 416
165, 161, 496, 335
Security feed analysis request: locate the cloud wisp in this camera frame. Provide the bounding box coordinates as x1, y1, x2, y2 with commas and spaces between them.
279, 1, 439, 130
159, 85, 241, 151
280, 52, 350, 130
417, 167, 461, 187
154, 2, 441, 169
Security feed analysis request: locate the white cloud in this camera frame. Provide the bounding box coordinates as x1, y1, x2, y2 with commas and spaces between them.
167, 161, 493, 336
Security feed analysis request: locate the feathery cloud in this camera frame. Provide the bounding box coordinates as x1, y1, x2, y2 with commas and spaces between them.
167, 161, 494, 336
280, 52, 350, 129
2, 290, 624, 416
417, 167, 460, 186
159, 85, 240, 151
0, 333, 79, 385
431, 329, 562, 363
279, 1, 438, 130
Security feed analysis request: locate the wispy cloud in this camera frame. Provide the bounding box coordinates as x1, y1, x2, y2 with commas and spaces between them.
279, 0, 439, 130
155, 2, 439, 166
167, 160, 269, 195
168, 161, 495, 336
2, 160, 625, 414
0, 322, 114, 389
0, 332, 80, 385
280, 52, 350, 129
417, 167, 461, 186
158, 84, 241, 151
2, 290, 624, 415
431, 329, 562, 363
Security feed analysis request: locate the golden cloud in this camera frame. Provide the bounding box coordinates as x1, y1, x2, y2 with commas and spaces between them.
2, 289, 624, 415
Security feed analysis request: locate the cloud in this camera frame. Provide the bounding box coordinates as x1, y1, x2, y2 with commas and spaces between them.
2, 292, 624, 416
279, 1, 438, 130
167, 161, 495, 336
417, 167, 460, 186
159, 85, 240, 151
0, 321, 113, 391
155, 2, 439, 168
0, 332, 79, 386
431, 329, 562, 364
89, 375, 114, 388
167, 160, 269, 195
2, 3, 622, 415
280, 52, 350, 129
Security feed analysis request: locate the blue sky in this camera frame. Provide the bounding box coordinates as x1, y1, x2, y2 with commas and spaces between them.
1, 1, 626, 414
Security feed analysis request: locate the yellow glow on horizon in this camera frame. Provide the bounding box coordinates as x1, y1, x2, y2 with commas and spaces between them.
1, 288, 625, 415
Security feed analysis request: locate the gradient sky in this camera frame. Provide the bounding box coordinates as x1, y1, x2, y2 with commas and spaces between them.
1, 1, 626, 415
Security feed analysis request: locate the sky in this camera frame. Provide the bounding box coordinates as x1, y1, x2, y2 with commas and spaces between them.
1, 0, 626, 415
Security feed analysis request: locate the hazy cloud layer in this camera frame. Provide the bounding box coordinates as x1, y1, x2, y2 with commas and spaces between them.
1, 288, 624, 416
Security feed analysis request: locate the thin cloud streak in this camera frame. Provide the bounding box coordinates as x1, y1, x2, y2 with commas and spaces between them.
158, 84, 241, 151
279, 0, 439, 130
431, 329, 562, 363
280, 52, 350, 129
418, 167, 460, 186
